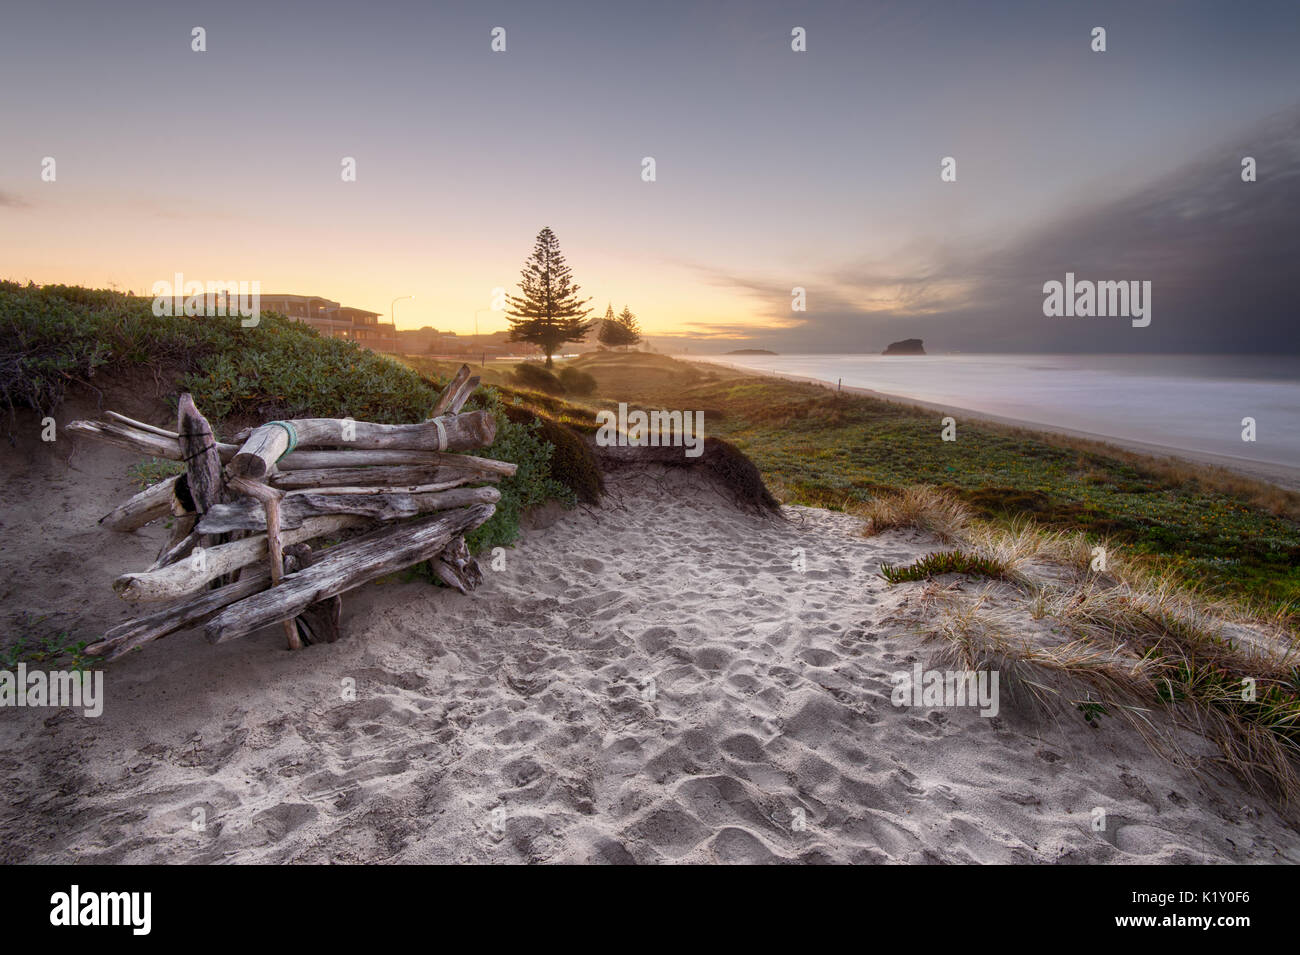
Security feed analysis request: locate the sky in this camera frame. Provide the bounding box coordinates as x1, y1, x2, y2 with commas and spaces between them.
1, 0, 1297, 353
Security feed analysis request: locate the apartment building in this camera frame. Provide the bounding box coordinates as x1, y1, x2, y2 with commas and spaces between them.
259, 294, 399, 353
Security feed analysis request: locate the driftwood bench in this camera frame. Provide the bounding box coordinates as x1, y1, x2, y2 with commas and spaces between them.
69, 365, 509, 662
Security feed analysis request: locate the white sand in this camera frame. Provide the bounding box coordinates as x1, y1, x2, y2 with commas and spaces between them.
2, 403, 1298, 863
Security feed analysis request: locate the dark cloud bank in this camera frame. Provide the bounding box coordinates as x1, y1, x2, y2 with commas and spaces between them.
679, 105, 1300, 355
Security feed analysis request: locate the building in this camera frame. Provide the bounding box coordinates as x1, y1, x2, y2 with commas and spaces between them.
259, 294, 399, 353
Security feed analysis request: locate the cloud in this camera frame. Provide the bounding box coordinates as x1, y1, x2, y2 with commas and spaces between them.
0, 191, 31, 209
687, 103, 1300, 354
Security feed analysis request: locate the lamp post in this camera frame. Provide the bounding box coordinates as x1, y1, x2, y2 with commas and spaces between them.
473, 308, 496, 367
391, 295, 414, 326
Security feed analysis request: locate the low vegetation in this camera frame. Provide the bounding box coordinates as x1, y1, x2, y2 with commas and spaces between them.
0, 616, 90, 671
511, 361, 565, 395
880, 550, 1014, 584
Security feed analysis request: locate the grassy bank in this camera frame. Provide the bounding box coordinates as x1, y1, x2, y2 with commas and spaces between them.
0, 282, 598, 550
430, 350, 1299, 618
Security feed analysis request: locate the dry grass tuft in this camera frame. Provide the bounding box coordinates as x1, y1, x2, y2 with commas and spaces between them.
860, 485, 971, 543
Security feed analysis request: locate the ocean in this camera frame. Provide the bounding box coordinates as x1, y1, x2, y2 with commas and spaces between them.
689, 353, 1300, 468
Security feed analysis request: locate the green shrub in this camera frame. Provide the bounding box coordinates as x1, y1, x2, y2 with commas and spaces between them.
511, 362, 566, 395
0, 281, 443, 428
0, 282, 112, 417
557, 366, 597, 396
465, 388, 576, 551
183, 334, 439, 425
502, 403, 603, 505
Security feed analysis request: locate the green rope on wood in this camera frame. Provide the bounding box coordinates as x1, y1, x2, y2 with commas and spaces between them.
265, 420, 299, 460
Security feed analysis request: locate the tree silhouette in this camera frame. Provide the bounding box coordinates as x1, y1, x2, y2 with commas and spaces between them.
504, 227, 593, 366
599, 304, 642, 350
596, 303, 618, 348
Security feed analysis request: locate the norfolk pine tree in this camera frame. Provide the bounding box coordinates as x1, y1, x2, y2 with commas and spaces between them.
596, 303, 618, 349
615, 305, 642, 349
504, 227, 594, 367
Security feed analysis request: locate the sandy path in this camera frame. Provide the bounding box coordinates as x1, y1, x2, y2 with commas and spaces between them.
2, 453, 1297, 863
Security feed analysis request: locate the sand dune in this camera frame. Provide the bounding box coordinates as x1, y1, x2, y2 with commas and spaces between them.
2, 437, 1297, 864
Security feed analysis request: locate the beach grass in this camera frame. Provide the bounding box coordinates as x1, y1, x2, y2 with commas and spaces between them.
870, 489, 1300, 808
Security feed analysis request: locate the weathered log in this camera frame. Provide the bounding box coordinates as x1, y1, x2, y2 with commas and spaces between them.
196, 485, 501, 534
67, 419, 238, 461
231, 412, 498, 479
105, 410, 177, 439
177, 394, 225, 514
269, 465, 493, 490
430, 535, 484, 595
113, 515, 368, 602
98, 474, 181, 531
150, 517, 198, 570
289, 481, 486, 496
85, 569, 271, 662
283, 544, 342, 645
431, 364, 480, 417
231, 422, 297, 480
229, 476, 300, 649
276, 448, 516, 476
67, 419, 187, 461
206, 503, 496, 644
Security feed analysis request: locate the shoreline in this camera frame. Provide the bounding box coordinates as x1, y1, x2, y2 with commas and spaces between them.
681, 358, 1300, 492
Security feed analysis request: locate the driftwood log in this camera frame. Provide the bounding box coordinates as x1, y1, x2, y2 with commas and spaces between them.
177, 394, 225, 516
430, 535, 483, 595
177, 392, 236, 587
206, 503, 495, 644
197, 485, 501, 534
231, 412, 497, 479
113, 515, 368, 602
98, 474, 181, 531
430, 364, 480, 417
229, 476, 301, 649
85, 569, 271, 662
282, 544, 342, 645
104, 410, 177, 439
67, 419, 239, 462
274, 449, 515, 474
270, 465, 495, 490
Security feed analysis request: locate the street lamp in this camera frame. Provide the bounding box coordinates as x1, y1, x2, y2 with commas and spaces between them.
391, 295, 414, 326
473, 308, 497, 366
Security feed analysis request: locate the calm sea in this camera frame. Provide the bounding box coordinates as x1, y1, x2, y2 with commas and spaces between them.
689, 354, 1300, 468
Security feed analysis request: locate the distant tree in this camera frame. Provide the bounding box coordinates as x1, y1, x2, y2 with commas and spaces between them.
608, 306, 650, 350
504, 227, 593, 367
596, 303, 617, 350
600, 304, 642, 350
